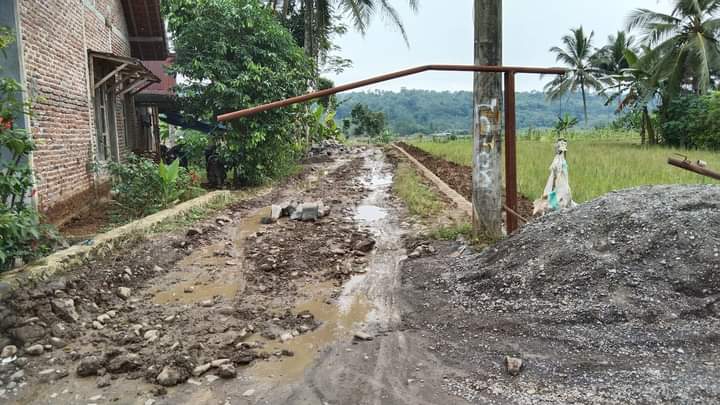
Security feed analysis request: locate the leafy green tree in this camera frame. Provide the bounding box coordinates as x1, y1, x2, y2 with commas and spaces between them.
592, 31, 637, 76
545, 26, 607, 124
602, 47, 662, 144
349, 103, 386, 136
659, 92, 720, 149
270, 0, 418, 72
628, 0, 720, 95
163, 0, 315, 185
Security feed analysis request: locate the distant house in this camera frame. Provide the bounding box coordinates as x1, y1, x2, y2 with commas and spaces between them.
0, 0, 169, 224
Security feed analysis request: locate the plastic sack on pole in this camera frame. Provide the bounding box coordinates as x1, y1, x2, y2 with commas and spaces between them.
533, 139, 577, 216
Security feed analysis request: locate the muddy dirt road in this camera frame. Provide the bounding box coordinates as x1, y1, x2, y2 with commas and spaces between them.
5, 146, 715, 405
1, 147, 466, 405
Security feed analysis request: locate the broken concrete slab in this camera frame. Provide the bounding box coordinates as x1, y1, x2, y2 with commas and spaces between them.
271, 201, 331, 222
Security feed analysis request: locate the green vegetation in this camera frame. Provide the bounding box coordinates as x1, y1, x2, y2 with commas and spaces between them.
309, 104, 342, 140
152, 192, 240, 234
429, 223, 474, 241
107, 155, 204, 220
349, 103, 386, 137
393, 162, 442, 217
660, 93, 720, 150
335, 90, 615, 135
548, 1, 720, 149
0, 28, 58, 271
164, 0, 314, 186
175, 129, 210, 169
545, 27, 607, 124
410, 133, 720, 203
268, 0, 417, 73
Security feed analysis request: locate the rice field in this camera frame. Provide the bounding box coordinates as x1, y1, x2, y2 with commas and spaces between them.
408, 131, 720, 203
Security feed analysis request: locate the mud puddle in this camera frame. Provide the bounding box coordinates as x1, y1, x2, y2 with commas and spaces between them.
151, 207, 271, 305
250, 281, 374, 383
247, 150, 406, 388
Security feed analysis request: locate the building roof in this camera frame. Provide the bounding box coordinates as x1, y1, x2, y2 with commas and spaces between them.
89, 51, 160, 95
121, 0, 168, 60
141, 55, 176, 95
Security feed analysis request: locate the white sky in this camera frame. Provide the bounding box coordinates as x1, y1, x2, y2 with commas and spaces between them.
330, 0, 674, 92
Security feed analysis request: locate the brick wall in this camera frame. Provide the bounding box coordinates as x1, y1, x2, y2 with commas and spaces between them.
18, 0, 132, 222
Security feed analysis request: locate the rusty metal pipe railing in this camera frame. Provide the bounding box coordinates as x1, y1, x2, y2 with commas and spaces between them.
216, 64, 566, 121
668, 157, 720, 181
216, 64, 566, 233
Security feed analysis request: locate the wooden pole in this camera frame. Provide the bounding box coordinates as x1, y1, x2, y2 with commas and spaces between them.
472, 0, 503, 239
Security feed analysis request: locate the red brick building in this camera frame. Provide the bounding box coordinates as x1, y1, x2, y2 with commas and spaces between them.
1, 0, 168, 223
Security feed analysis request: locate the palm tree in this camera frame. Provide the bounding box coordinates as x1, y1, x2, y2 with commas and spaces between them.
298, 0, 419, 67
627, 0, 720, 95
592, 31, 637, 76
602, 47, 662, 144
545, 26, 606, 124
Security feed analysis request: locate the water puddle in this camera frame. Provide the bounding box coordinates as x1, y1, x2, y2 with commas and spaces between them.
151, 206, 271, 305
152, 274, 239, 305
250, 282, 374, 383
355, 205, 388, 222
249, 151, 402, 384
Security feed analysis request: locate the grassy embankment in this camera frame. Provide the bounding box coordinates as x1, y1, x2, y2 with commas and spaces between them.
409, 130, 720, 203
393, 158, 474, 240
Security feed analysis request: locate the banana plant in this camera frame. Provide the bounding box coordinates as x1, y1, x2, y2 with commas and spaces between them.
158, 159, 181, 206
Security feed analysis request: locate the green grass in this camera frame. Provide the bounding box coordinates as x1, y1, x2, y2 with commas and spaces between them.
152, 193, 238, 234
393, 162, 443, 217
429, 222, 474, 241
409, 130, 720, 203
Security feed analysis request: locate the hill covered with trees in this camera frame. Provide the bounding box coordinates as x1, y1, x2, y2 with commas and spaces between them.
335, 90, 617, 135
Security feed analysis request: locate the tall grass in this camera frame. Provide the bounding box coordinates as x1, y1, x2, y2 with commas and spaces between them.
409, 131, 720, 203
393, 162, 442, 217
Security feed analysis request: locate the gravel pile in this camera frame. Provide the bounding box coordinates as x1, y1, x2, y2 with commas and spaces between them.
308, 139, 353, 159
453, 185, 720, 323
403, 185, 720, 404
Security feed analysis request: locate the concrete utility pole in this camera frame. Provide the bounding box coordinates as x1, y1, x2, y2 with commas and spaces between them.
472, 0, 503, 239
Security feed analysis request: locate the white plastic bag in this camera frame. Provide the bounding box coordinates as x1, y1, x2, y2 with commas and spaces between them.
533, 139, 577, 216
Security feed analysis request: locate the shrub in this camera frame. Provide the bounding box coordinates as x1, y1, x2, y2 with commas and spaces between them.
376, 129, 395, 144
660, 93, 720, 150
0, 28, 59, 270
106, 155, 203, 220
175, 129, 209, 168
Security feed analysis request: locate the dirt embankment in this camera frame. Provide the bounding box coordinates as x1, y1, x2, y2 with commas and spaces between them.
396, 142, 534, 220
0, 152, 379, 402
400, 185, 720, 404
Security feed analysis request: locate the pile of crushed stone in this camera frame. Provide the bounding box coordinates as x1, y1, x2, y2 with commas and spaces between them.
401, 185, 720, 404
306, 139, 356, 162
454, 185, 720, 322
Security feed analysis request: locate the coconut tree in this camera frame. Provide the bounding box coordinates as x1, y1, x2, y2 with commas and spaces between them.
545, 26, 606, 124
602, 47, 662, 144
297, 0, 419, 67
592, 31, 637, 76
627, 0, 720, 95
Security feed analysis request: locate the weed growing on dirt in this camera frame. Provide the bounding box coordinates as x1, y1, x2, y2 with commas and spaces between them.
410, 134, 720, 203
393, 163, 442, 217
151, 193, 239, 234
429, 223, 474, 241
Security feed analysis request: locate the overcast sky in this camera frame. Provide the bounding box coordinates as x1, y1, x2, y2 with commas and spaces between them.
330, 0, 674, 92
